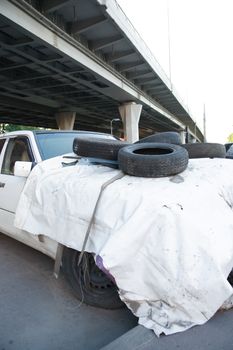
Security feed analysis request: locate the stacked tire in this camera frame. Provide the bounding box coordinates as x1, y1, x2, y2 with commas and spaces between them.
73, 136, 130, 160
118, 143, 188, 177
182, 143, 226, 159
136, 131, 182, 146
73, 132, 189, 178
226, 145, 233, 159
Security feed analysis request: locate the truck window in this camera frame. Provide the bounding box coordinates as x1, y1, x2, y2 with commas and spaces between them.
36, 132, 116, 160
0, 139, 5, 155
1, 137, 33, 175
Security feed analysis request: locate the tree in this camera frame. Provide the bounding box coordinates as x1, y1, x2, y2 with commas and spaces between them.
1, 124, 42, 132
227, 133, 233, 142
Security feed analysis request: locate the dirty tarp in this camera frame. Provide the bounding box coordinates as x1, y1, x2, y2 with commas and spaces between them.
15, 155, 233, 336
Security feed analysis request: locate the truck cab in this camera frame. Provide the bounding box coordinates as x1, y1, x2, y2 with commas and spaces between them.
0, 130, 115, 258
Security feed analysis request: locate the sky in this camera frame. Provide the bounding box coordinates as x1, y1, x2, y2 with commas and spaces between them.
117, 0, 233, 143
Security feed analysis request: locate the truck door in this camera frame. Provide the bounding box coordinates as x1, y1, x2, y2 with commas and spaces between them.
0, 136, 34, 234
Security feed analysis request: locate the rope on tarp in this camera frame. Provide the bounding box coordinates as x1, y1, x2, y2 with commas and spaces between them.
78, 171, 125, 266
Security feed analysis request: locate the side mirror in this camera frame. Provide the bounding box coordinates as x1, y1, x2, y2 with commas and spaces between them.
14, 161, 33, 178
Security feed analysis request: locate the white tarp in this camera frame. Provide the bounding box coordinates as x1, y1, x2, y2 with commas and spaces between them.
15, 156, 233, 336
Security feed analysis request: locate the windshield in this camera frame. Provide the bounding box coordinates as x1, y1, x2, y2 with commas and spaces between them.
36, 132, 115, 160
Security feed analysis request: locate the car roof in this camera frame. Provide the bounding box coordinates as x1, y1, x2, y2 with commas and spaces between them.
0, 129, 117, 139
33, 130, 113, 136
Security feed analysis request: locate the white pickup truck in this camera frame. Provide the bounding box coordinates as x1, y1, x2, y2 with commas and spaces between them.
0, 130, 122, 309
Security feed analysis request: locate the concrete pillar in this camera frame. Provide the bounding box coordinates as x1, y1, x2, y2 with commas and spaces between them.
55, 111, 76, 130
180, 130, 186, 144
118, 102, 142, 143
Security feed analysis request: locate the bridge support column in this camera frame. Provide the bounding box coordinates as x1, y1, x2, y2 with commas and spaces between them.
119, 102, 142, 143
56, 111, 76, 130
180, 130, 186, 144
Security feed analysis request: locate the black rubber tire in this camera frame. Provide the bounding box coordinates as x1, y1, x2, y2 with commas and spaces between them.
136, 131, 182, 145
228, 269, 233, 286
182, 143, 226, 159
73, 136, 130, 160
118, 143, 189, 178
62, 248, 124, 309
225, 143, 233, 152
226, 146, 233, 159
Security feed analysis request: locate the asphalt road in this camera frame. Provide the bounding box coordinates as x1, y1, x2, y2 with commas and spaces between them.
0, 234, 137, 350
1, 233, 233, 350
102, 311, 233, 350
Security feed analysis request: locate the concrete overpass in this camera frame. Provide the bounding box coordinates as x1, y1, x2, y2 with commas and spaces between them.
0, 0, 203, 142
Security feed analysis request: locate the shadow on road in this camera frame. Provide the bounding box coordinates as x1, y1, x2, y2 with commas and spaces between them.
0, 234, 137, 350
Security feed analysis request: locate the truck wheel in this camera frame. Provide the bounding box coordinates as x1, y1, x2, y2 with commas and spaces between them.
118, 143, 189, 177
62, 248, 124, 309
136, 131, 182, 145
73, 136, 130, 160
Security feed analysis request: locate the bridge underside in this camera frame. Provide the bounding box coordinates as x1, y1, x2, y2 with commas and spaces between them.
0, 0, 203, 141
